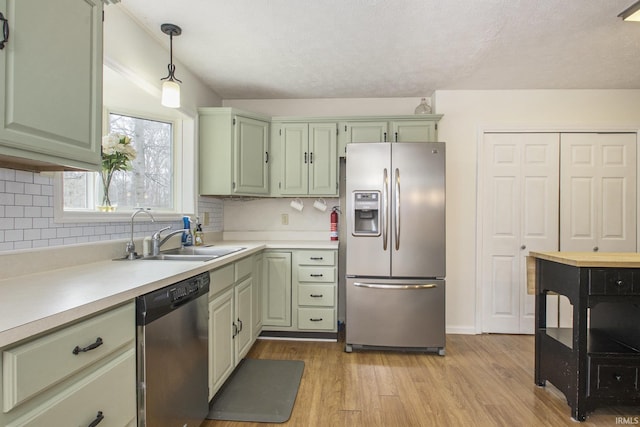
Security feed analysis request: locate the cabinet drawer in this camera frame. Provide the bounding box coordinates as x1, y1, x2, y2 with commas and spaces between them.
297, 308, 335, 330
210, 264, 235, 296
589, 357, 640, 398
298, 285, 335, 307
6, 349, 136, 427
589, 269, 640, 295
298, 267, 335, 283
235, 256, 253, 281
297, 251, 335, 266
2, 303, 134, 412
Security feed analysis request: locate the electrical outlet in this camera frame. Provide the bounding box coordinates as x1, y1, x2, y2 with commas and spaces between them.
281, 213, 289, 225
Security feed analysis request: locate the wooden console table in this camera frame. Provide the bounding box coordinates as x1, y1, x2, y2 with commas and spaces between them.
531, 252, 640, 421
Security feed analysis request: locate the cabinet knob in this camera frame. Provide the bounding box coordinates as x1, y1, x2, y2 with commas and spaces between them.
520, 245, 526, 250
614, 374, 623, 382
616, 280, 624, 287
593, 246, 599, 252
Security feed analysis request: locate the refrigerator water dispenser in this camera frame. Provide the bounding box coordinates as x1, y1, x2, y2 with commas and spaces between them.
352, 191, 380, 236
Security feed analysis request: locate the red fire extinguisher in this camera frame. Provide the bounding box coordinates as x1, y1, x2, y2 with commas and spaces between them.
330, 207, 340, 241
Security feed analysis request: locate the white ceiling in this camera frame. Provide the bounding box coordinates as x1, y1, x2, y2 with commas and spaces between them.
120, 0, 640, 100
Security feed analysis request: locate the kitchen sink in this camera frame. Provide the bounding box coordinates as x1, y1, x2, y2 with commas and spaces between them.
140, 246, 246, 261
141, 254, 217, 261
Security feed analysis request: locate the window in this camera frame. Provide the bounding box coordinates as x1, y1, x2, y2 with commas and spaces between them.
63, 113, 174, 211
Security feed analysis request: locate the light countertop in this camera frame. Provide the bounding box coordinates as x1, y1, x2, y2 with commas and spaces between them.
528, 251, 640, 268
0, 240, 338, 348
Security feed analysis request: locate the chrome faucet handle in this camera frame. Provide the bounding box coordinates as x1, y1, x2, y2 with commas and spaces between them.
151, 226, 172, 241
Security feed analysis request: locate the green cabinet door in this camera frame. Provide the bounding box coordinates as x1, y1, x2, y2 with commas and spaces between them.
308, 123, 337, 195
278, 122, 337, 196
199, 108, 270, 196
0, 0, 103, 170
234, 116, 269, 194
391, 120, 437, 142
345, 121, 389, 142
280, 123, 308, 195
209, 289, 234, 399
262, 252, 292, 327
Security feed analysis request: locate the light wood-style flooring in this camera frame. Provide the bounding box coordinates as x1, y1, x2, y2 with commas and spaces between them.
203, 334, 639, 427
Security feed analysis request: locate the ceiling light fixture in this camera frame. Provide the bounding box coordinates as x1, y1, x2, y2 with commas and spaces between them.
160, 23, 182, 108
619, 1, 640, 21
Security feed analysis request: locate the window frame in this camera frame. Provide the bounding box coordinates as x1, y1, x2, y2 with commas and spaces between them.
53, 107, 196, 223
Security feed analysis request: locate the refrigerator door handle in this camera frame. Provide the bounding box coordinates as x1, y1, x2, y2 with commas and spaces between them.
354, 282, 438, 290
383, 168, 389, 251
394, 168, 400, 250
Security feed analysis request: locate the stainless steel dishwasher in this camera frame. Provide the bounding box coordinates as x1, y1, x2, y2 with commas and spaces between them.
136, 271, 210, 427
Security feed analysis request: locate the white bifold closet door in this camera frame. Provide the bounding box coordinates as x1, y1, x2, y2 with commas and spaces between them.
556, 133, 637, 327
481, 133, 560, 334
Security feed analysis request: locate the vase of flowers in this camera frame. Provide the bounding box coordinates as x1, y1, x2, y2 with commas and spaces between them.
98, 133, 136, 211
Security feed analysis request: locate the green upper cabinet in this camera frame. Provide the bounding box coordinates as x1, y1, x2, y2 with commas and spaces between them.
0, 0, 103, 171
275, 122, 337, 196
199, 108, 270, 196
338, 115, 443, 156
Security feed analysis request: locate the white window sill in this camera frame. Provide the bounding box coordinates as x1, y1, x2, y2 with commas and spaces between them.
55, 209, 187, 224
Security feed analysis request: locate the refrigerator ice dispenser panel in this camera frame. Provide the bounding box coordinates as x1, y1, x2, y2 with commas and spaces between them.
352, 191, 380, 236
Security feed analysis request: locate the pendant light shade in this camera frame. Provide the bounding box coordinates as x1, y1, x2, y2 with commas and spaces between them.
160, 23, 182, 108
161, 80, 180, 108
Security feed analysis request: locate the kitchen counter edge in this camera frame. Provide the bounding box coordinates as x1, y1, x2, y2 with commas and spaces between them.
0, 240, 338, 348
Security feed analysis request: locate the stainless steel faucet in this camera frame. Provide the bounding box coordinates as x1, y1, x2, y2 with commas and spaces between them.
150, 227, 189, 256
126, 208, 155, 260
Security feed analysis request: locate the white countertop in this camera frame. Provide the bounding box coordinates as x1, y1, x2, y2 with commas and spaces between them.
0, 240, 338, 348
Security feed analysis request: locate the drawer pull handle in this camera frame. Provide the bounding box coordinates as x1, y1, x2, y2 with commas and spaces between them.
310, 274, 324, 277
310, 294, 324, 298
310, 318, 323, 322
310, 257, 324, 260
0, 13, 8, 50
72, 337, 103, 355
87, 411, 104, 427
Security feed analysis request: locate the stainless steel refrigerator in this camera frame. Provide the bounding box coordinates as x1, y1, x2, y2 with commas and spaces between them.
345, 142, 445, 354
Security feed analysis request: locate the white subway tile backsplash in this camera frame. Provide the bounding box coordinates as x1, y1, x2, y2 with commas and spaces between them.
0, 168, 225, 252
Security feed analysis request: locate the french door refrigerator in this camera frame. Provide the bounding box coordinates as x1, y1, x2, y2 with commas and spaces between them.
345, 142, 445, 354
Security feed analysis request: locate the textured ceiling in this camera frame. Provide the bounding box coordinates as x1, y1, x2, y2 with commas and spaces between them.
120, 0, 640, 99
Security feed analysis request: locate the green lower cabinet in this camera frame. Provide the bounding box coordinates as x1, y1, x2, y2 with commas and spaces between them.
261, 249, 338, 334
208, 254, 258, 400
0, 303, 136, 427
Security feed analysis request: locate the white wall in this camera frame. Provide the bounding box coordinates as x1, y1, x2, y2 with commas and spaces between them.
225, 91, 640, 334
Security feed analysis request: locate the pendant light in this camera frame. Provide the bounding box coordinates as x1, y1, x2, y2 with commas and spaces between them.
160, 23, 182, 108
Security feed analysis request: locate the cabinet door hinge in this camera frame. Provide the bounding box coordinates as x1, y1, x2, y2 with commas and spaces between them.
279, 129, 282, 136
232, 182, 236, 189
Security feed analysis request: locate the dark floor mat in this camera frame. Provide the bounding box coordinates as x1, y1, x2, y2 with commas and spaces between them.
207, 358, 304, 423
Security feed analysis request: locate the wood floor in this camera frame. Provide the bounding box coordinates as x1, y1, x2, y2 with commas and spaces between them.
202, 334, 639, 427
